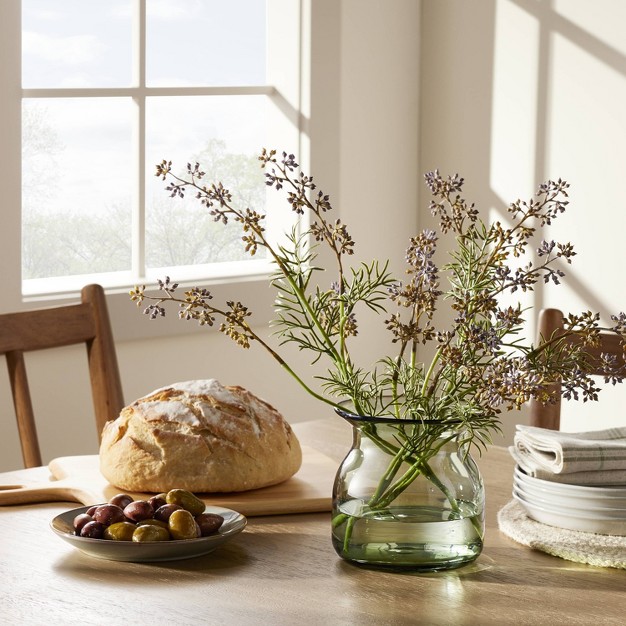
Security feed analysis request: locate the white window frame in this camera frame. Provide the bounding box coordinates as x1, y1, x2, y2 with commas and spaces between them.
0, 0, 306, 342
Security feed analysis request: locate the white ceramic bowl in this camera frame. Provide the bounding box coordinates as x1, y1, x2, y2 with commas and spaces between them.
512, 490, 626, 535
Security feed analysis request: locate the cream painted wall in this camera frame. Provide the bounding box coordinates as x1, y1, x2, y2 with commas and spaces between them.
0, 0, 421, 471
3, 0, 625, 471
420, 0, 626, 439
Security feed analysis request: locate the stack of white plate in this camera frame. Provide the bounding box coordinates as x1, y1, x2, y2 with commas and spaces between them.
513, 466, 626, 535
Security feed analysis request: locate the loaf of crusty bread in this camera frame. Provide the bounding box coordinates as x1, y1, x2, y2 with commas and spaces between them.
99, 380, 302, 492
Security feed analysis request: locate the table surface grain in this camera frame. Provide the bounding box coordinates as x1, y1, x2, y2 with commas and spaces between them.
1, 418, 625, 626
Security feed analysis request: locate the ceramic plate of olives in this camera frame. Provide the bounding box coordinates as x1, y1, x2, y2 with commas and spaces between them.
50, 493, 247, 563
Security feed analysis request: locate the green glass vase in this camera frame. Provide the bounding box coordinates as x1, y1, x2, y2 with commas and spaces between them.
332, 409, 485, 571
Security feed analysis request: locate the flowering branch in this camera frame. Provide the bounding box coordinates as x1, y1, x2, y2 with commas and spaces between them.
132, 151, 626, 451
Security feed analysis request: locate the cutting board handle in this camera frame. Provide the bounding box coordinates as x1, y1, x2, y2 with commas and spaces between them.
0, 481, 99, 506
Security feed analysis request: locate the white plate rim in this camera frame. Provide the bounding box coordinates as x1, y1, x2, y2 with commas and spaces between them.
513, 477, 626, 511
512, 491, 626, 535
512, 486, 626, 519
514, 466, 626, 497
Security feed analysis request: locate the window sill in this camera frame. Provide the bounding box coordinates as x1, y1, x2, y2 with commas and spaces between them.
22, 262, 276, 344
22, 258, 273, 300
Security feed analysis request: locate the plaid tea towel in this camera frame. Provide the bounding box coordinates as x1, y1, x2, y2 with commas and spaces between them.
510, 424, 626, 485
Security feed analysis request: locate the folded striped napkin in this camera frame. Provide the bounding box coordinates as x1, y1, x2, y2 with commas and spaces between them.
510, 424, 626, 485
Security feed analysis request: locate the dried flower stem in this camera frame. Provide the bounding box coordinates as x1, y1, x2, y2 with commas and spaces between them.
136, 154, 625, 444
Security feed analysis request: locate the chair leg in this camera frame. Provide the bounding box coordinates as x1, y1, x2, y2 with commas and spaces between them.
6, 351, 42, 468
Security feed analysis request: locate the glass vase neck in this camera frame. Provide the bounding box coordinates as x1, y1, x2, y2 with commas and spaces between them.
335, 406, 463, 428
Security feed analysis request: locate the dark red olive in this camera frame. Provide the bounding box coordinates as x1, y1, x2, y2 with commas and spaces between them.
92, 504, 126, 526
80, 520, 106, 539
72, 513, 93, 534
148, 494, 167, 511
109, 493, 134, 509
154, 503, 183, 522
123, 500, 154, 522
195, 513, 224, 536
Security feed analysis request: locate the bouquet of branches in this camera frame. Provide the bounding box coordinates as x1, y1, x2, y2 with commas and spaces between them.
131, 150, 626, 558
132, 149, 625, 438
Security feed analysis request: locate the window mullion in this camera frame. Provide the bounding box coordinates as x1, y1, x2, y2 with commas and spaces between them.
0, 1, 23, 312
132, 0, 146, 282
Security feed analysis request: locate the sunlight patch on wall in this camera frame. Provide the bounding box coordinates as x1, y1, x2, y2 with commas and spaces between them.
554, 0, 626, 57
490, 0, 540, 199
545, 31, 626, 319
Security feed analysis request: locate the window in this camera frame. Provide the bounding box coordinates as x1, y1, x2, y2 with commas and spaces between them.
1, 0, 302, 310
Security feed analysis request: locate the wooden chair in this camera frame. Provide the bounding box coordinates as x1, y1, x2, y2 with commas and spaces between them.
0, 284, 124, 467
529, 308, 625, 430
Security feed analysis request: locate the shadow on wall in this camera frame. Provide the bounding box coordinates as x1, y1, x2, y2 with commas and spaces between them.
420, 0, 626, 435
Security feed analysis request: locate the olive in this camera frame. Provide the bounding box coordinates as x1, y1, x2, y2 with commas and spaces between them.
132, 525, 170, 542
67, 488, 215, 543
93, 504, 126, 526
166, 489, 205, 516
148, 493, 167, 511
109, 493, 134, 509
103, 521, 136, 541
73, 513, 93, 534
80, 520, 105, 539
136, 518, 169, 530
154, 503, 183, 522
123, 500, 154, 522
195, 513, 224, 537
168, 509, 201, 540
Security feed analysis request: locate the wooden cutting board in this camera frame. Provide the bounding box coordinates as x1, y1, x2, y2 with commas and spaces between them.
0, 446, 338, 516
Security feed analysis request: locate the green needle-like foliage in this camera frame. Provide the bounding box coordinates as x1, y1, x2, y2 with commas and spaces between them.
131, 150, 626, 454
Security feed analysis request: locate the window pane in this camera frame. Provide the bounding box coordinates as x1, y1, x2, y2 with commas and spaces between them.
22, 99, 132, 279
22, 0, 132, 88
146, 0, 266, 87
145, 95, 269, 269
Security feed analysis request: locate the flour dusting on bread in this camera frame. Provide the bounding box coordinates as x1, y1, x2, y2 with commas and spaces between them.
99, 380, 302, 493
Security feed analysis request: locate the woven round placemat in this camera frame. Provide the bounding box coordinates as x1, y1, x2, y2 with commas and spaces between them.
497, 500, 626, 569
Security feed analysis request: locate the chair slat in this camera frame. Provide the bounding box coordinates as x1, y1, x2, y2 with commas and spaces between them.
0, 284, 123, 468
0, 304, 96, 353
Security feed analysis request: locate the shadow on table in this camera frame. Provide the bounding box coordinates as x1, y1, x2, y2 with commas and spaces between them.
334, 547, 623, 593
51, 530, 336, 583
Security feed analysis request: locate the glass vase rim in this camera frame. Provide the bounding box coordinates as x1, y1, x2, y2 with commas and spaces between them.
334, 405, 463, 426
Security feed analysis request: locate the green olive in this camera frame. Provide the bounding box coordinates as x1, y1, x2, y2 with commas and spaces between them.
168, 509, 201, 540
136, 518, 169, 530
166, 489, 205, 516
132, 524, 170, 542
103, 521, 136, 541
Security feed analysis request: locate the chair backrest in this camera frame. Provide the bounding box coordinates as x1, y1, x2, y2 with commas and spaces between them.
0, 284, 124, 467
529, 308, 625, 430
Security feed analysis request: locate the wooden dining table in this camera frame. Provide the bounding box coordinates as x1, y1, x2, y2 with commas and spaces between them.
1, 416, 625, 626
